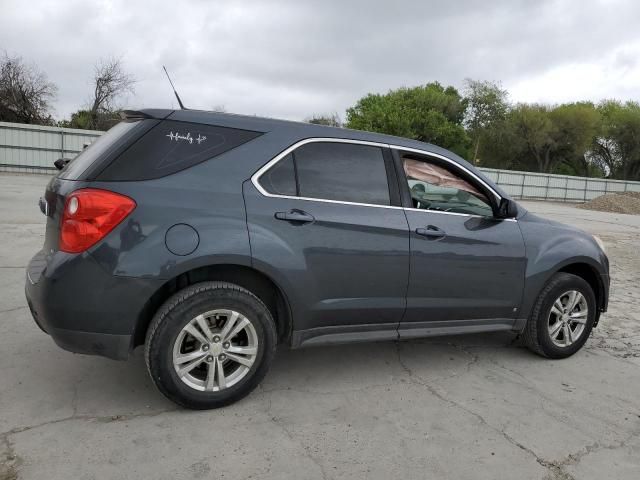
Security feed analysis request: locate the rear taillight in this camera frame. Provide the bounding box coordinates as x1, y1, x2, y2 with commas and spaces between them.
60, 188, 136, 253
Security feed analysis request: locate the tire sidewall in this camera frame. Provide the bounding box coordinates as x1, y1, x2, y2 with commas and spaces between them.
147, 284, 276, 409
536, 275, 596, 358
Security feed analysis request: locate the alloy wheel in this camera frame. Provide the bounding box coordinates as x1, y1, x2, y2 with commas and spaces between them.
172, 309, 258, 391
547, 290, 588, 347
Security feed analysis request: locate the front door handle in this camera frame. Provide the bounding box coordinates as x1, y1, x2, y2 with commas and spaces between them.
274, 210, 315, 224
416, 225, 446, 239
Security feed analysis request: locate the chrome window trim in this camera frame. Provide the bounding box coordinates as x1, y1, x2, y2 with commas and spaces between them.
250, 137, 516, 222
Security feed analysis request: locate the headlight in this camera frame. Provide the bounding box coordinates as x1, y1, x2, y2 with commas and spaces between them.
593, 235, 606, 254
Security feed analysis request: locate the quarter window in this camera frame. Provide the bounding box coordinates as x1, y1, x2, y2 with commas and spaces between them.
261, 142, 391, 206
261, 153, 297, 196
403, 156, 493, 216
98, 121, 262, 181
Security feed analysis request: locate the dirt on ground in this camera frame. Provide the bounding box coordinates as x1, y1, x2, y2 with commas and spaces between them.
577, 191, 640, 215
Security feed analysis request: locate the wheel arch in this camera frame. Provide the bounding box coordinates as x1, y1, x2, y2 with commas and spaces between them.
133, 264, 293, 348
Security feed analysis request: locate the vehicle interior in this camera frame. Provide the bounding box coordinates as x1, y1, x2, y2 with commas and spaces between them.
402, 154, 495, 217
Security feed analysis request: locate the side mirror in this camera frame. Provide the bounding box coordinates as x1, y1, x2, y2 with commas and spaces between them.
497, 198, 518, 219
54, 158, 71, 171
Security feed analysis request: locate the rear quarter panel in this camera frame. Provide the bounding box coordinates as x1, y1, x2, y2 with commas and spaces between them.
84, 137, 272, 280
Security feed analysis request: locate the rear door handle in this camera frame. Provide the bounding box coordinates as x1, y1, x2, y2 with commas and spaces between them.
416, 225, 446, 239
274, 210, 315, 224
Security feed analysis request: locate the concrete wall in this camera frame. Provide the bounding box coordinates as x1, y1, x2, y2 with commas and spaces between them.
481, 167, 640, 202
0, 121, 103, 174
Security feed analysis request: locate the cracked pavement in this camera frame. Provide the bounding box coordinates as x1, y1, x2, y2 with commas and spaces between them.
1, 173, 639, 480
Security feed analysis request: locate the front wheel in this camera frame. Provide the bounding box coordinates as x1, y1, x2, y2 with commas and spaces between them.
145, 282, 277, 409
522, 273, 596, 359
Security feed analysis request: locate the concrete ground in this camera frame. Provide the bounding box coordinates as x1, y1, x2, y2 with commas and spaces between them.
1, 173, 639, 480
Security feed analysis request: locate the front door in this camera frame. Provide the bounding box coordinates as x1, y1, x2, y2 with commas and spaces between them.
395, 151, 526, 337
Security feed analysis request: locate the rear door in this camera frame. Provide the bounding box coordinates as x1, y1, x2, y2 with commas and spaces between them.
244, 139, 410, 346
394, 149, 527, 337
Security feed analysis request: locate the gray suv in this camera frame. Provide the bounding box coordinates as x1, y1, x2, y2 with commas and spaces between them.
25, 109, 610, 409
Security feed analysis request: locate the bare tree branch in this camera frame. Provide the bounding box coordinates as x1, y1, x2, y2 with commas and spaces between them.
0, 52, 57, 124
88, 57, 135, 128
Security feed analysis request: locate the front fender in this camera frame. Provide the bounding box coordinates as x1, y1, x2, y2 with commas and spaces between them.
518, 216, 609, 324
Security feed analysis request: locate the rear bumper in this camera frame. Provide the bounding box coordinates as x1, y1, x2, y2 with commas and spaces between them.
25, 249, 163, 361
49, 327, 132, 360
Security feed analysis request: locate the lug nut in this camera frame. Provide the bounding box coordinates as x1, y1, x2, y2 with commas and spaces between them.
219, 354, 226, 360
223, 342, 230, 349
206, 355, 213, 362
213, 336, 221, 343
202, 345, 209, 351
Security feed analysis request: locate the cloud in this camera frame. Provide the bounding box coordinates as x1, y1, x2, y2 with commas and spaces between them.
510, 40, 640, 104
1, 0, 639, 121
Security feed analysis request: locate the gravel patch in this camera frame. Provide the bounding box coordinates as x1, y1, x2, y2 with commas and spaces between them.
577, 192, 640, 215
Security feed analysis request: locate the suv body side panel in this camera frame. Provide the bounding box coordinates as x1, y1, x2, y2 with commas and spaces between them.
85, 134, 274, 279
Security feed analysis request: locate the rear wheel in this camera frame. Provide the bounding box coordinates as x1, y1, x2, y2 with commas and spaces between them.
523, 273, 596, 359
145, 282, 277, 409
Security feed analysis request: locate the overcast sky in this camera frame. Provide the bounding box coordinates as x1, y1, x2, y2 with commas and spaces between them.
2, 0, 639, 121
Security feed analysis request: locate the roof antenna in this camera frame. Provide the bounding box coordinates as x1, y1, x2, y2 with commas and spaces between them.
162, 65, 186, 110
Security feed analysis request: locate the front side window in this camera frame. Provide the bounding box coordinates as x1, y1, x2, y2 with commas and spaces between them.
260, 142, 391, 206
403, 156, 493, 216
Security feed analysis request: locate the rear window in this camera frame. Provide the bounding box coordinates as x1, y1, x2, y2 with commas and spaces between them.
97, 120, 262, 181
58, 121, 143, 180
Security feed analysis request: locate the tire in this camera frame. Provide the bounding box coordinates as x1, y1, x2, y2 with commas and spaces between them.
145, 281, 277, 409
522, 273, 596, 359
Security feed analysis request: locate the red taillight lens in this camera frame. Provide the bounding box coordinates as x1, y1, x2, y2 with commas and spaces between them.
60, 188, 136, 253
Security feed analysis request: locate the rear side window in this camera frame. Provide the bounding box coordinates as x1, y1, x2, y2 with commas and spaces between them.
260, 142, 390, 206
97, 121, 262, 181
59, 120, 144, 180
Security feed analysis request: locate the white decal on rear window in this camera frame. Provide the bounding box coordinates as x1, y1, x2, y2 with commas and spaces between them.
166, 131, 207, 145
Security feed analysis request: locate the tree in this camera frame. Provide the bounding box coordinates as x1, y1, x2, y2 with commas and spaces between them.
305, 113, 341, 127
0, 52, 57, 125
345, 82, 470, 157
548, 102, 601, 177
592, 101, 640, 180
77, 57, 135, 130
58, 110, 94, 130
463, 79, 509, 164
506, 104, 556, 172
504, 103, 602, 175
